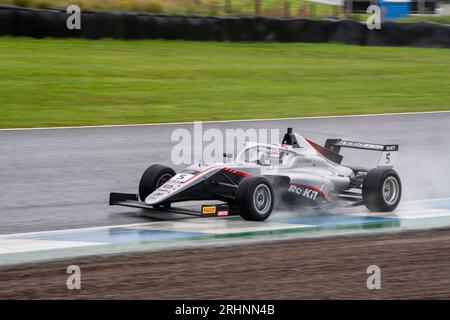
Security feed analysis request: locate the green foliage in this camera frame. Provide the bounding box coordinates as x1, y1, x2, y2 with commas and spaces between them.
13, 0, 31, 8
35, 1, 52, 9
129, 2, 163, 13
398, 15, 450, 25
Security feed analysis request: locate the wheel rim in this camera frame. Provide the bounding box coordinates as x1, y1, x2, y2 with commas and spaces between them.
156, 173, 172, 188
253, 184, 272, 215
382, 176, 399, 205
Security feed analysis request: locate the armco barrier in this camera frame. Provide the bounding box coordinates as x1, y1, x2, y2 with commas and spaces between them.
0, 6, 449, 48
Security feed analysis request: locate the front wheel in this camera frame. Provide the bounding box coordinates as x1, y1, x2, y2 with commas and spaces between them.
362, 168, 401, 212
138, 164, 176, 203
236, 177, 274, 221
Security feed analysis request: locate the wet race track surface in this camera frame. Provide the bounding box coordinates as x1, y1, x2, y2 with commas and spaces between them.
1, 112, 450, 235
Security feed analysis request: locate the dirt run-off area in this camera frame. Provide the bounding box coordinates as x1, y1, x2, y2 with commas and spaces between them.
1, 228, 449, 299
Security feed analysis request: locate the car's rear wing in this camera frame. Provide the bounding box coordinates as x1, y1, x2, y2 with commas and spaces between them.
324, 139, 399, 167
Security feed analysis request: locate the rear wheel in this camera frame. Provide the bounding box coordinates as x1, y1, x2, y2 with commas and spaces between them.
362, 168, 401, 212
236, 177, 274, 221
138, 164, 176, 204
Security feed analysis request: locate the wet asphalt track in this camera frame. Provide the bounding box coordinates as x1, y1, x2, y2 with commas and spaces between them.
1, 112, 450, 234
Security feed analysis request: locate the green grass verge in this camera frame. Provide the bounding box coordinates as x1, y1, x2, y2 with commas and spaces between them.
0, 37, 449, 128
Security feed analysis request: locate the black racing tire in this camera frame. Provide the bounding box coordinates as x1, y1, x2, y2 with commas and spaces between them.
362, 168, 402, 212
138, 164, 176, 203
236, 177, 274, 221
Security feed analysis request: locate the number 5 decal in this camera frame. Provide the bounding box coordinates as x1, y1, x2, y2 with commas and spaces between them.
378, 151, 396, 167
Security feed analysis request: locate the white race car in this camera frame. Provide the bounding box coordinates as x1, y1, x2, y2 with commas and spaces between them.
110, 128, 401, 221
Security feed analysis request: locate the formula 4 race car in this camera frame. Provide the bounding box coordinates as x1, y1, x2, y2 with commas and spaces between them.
110, 128, 401, 221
